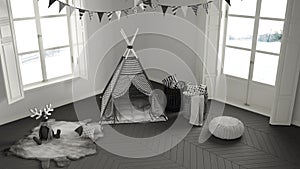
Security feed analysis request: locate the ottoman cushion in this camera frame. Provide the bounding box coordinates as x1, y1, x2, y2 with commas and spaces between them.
209, 116, 244, 140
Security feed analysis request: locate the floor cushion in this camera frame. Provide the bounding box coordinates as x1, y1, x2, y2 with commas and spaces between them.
209, 116, 244, 140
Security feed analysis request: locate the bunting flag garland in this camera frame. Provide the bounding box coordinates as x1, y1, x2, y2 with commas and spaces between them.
97, 12, 104, 22
161, 5, 168, 15
106, 12, 113, 21
225, 0, 231, 6
190, 5, 200, 16
48, 0, 56, 8
171, 6, 179, 15
47, 0, 235, 23
123, 9, 129, 16
139, 3, 147, 11
115, 11, 122, 20
203, 1, 213, 14
79, 9, 86, 20
88, 11, 94, 20
142, 0, 152, 7
58, 1, 65, 13
69, 6, 75, 16
133, 6, 138, 14
134, 0, 140, 7
203, 3, 209, 14
181, 6, 188, 17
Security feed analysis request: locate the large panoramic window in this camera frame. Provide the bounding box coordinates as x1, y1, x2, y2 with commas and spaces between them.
223, 0, 287, 85
10, 0, 73, 86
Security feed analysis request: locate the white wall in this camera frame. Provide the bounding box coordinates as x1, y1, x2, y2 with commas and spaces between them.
0, 0, 208, 125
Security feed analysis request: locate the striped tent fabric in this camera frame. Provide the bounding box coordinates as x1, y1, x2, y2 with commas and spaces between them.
121, 57, 143, 75
112, 75, 135, 98
100, 61, 123, 117
103, 101, 113, 119
99, 29, 167, 124
100, 56, 167, 124
132, 74, 152, 96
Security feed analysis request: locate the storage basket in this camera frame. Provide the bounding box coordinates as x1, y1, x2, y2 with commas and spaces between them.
164, 86, 182, 112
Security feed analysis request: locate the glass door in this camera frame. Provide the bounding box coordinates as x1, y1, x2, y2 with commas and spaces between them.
221, 0, 288, 115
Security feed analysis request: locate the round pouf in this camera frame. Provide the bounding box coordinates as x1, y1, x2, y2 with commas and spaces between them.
209, 116, 244, 140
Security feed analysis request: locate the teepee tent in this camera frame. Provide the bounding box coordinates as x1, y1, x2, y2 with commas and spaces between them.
99, 29, 167, 124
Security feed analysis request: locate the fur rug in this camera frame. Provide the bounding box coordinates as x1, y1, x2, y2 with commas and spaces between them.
9, 120, 99, 168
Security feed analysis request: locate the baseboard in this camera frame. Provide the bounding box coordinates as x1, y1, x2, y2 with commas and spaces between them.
292, 120, 300, 127
212, 98, 271, 118
0, 91, 100, 126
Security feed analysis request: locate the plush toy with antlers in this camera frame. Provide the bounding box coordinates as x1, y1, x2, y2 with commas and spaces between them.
29, 104, 61, 145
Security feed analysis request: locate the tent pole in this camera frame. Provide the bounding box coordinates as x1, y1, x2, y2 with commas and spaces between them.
120, 29, 130, 45
130, 28, 139, 45
100, 56, 124, 100
122, 48, 128, 57
100, 58, 126, 120
131, 49, 138, 58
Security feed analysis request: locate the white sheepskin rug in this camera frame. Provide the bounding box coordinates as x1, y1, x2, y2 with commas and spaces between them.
9, 120, 102, 168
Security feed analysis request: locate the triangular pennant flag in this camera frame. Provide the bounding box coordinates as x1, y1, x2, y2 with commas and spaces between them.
123, 9, 129, 16
203, 2, 212, 14
115, 11, 122, 20
69, 6, 75, 16
181, 6, 188, 17
172, 6, 179, 15
225, 0, 231, 6
161, 5, 168, 15
134, 0, 140, 7
48, 0, 56, 8
79, 9, 86, 20
106, 12, 113, 21
142, 0, 152, 8
88, 11, 94, 20
139, 3, 147, 11
58, 2, 66, 13
190, 5, 199, 16
133, 7, 138, 14
152, 0, 159, 9
97, 12, 104, 22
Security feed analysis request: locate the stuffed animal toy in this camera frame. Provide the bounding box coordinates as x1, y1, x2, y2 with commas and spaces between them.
74, 119, 103, 142
29, 104, 61, 145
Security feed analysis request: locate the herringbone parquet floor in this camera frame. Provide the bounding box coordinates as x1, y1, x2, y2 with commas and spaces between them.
1, 99, 300, 169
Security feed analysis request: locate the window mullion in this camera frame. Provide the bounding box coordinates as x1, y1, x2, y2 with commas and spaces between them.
33, 0, 47, 82
245, 0, 262, 105
66, 0, 75, 73
220, 4, 229, 74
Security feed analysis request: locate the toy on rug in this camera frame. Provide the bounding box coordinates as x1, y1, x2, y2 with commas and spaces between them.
9, 120, 97, 168
29, 104, 61, 145
74, 119, 104, 142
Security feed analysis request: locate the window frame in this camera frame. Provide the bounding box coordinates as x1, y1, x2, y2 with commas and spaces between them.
221, 0, 287, 86
0, 0, 88, 104
11, 0, 75, 89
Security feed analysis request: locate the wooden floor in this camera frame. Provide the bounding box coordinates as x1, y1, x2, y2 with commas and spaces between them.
1, 98, 300, 169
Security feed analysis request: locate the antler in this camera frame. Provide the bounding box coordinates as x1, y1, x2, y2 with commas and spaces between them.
43, 104, 54, 120
29, 104, 54, 120
30, 108, 43, 120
